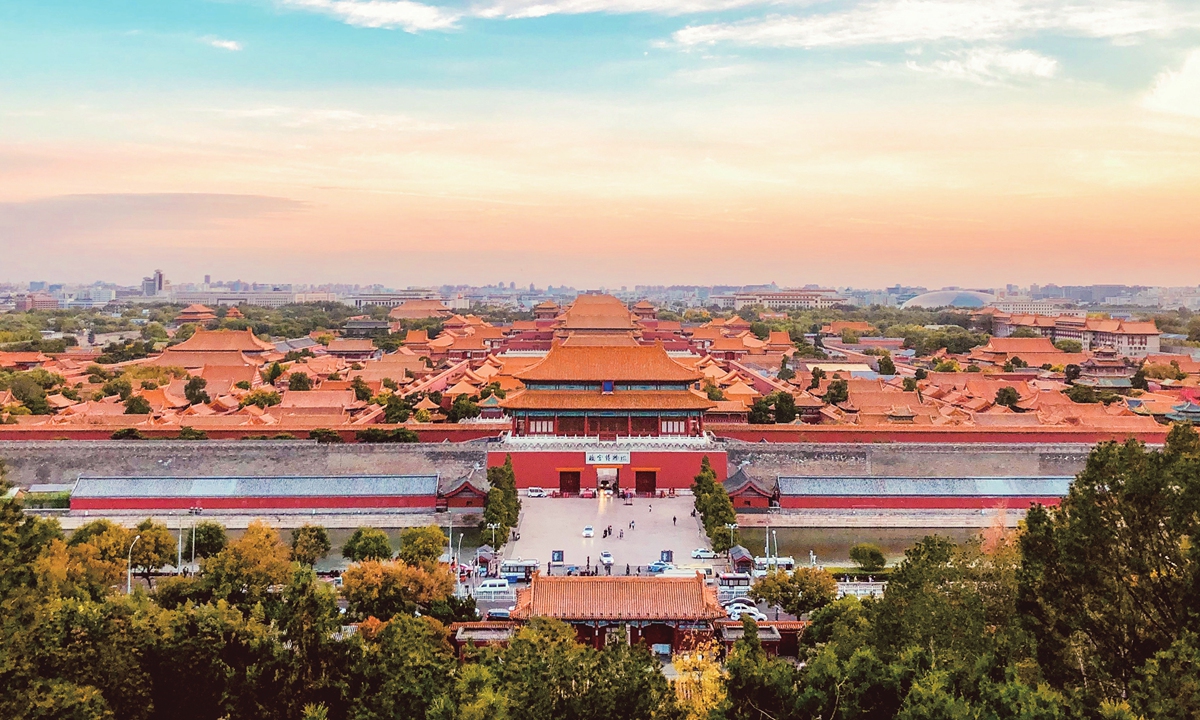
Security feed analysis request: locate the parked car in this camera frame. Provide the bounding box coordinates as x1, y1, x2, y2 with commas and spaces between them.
582, 525, 595, 538
599, 551, 614, 565
526, 487, 548, 498
486, 608, 512, 620
647, 561, 675, 574
723, 597, 756, 609
728, 607, 768, 622
477, 578, 511, 593
724, 601, 759, 615
691, 548, 717, 559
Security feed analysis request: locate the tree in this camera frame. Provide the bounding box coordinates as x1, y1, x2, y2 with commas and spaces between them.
849, 542, 887, 572
350, 376, 373, 402
1066, 384, 1098, 403
1054, 339, 1083, 353
673, 640, 729, 720
184, 376, 209, 405
747, 398, 773, 424
877, 354, 896, 375
1017, 425, 1200, 702
201, 520, 293, 608
290, 524, 332, 567
350, 615, 457, 720
995, 386, 1021, 409
809, 366, 826, 390
777, 357, 795, 382
384, 393, 411, 423
341, 559, 455, 621
703, 382, 725, 401
177, 426, 207, 440
123, 395, 151, 415
750, 567, 837, 616
239, 388, 281, 408
184, 520, 227, 559
342, 526, 393, 561
1064, 363, 1082, 383
824, 378, 849, 405
692, 457, 740, 552
262, 361, 284, 385
1011, 327, 1041, 338
288, 372, 313, 391
771, 392, 797, 424
100, 375, 133, 401
902, 377, 918, 392
447, 394, 481, 423
398, 525, 447, 567
309, 428, 343, 443
129, 518, 176, 587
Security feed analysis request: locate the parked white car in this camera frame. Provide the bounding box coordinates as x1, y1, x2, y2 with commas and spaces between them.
691, 548, 717, 559
728, 607, 769, 622
599, 551, 614, 565
582, 525, 595, 538
527, 487, 548, 498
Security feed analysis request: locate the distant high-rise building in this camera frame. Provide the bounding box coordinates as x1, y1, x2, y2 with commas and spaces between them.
28, 281, 47, 291
204, 274, 211, 285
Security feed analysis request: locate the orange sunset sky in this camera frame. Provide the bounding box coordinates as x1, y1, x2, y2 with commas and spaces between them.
2, 0, 1199, 288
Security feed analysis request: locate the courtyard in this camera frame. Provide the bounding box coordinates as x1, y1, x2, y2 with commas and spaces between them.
504, 494, 713, 574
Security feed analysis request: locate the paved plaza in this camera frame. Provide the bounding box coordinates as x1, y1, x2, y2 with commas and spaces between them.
505, 494, 713, 574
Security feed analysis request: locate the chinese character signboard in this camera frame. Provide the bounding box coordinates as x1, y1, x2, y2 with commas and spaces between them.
585, 450, 631, 465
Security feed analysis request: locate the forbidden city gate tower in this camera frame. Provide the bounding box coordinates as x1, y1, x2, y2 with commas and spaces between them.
495, 338, 723, 495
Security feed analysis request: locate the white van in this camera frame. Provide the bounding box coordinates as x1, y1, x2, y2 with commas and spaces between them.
477, 578, 511, 592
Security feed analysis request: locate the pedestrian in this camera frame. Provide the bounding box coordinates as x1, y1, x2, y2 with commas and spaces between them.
619, 529, 624, 539
649, 504, 653, 513
673, 516, 677, 526
626, 563, 630, 575
629, 520, 634, 529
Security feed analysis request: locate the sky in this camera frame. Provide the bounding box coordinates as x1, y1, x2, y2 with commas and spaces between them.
2, 0, 1200, 290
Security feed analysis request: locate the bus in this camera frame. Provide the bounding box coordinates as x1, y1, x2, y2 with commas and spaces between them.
753, 556, 796, 578
499, 558, 540, 583
717, 572, 753, 603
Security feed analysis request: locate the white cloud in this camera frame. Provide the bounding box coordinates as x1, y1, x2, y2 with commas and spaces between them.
1143, 49, 1200, 118
671, 0, 1192, 48
471, 0, 780, 20
281, 0, 461, 32
908, 47, 1058, 83
207, 38, 244, 51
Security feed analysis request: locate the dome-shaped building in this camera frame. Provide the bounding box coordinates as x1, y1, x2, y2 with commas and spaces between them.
901, 290, 994, 309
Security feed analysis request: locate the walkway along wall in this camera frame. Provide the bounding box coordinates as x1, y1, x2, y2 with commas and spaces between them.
0, 440, 486, 488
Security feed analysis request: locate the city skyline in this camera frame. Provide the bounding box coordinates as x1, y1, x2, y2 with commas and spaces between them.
3, 0, 1200, 287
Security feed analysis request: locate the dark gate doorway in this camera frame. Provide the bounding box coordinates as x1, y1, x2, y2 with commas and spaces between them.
596, 467, 619, 492
559, 470, 581, 495
635, 470, 657, 495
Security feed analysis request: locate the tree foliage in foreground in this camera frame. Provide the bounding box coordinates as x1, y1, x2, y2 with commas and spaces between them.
2, 425, 1199, 719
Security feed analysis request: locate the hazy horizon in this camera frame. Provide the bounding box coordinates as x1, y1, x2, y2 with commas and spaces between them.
3, 0, 1200, 288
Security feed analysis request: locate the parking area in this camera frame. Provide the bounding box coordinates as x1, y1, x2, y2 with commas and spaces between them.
505, 494, 712, 574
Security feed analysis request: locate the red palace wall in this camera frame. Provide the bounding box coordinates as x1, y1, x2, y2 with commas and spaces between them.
488, 450, 728, 491
70, 495, 436, 512
778, 496, 1063, 510
710, 424, 1169, 445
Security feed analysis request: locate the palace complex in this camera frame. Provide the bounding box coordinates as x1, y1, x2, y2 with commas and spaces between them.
3, 293, 1195, 506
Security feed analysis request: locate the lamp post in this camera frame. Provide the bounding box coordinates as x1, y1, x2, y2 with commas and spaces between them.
724, 523, 738, 552
486, 523, 501, 547
127, 534, 141, 595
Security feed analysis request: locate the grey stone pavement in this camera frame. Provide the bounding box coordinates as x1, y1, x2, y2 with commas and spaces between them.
504, 495, 714, 574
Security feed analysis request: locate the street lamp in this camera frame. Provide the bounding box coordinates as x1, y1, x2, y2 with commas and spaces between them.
127, 534, 141, 595
486, 523, 501, 547
724, 523, 738, 549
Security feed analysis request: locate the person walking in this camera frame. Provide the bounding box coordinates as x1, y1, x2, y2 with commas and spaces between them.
649, 504, 653, 513
672, 516, 677, 526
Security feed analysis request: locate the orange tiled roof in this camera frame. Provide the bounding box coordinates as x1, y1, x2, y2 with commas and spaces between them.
169, 329, 275, 354
557, 294, 638, 331
500, 389, 714, 411
517, 343, 701, 383
511, 574, 725, 621
388, 299, 451, 320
